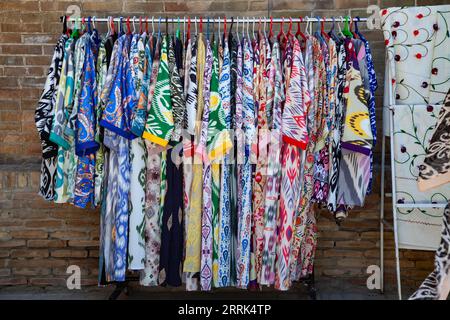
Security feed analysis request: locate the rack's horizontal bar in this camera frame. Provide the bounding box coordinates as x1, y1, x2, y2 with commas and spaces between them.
63, 16, 368, 23
395, 203, 448, 208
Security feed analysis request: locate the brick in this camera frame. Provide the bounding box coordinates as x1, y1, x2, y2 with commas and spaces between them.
124, 2, 164, 12
0, 33, 22, 43
0, 277, 27, 285
1, 45, 42, 55
11, 249, 49, 258
0, 268, 10, 277
12, 267, 51, 276
0, 231, 11, 240
27, 240, 66, 248
10, 230, 48, 239
29, 277, 66, 286
335, 240, 376, 249
51, 250, 88, 258
0, 250, 9, 258
323, 250, 364, 258
0, 240, 26, 248
83, 1, 124, 12
68, 240, 99, 248
50, 231, 89, 240
8, 258, 68, 268
25, 220, 63, 229
271, 0, 315, 10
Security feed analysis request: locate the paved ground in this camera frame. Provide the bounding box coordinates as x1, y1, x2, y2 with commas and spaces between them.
0, 280, 405, 300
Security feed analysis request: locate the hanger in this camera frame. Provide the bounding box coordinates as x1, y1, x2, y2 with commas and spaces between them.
183, 17, 186, 43
350, 16, 359, 38
125, 17, 131, 35
187, 16, 191, 43
118, 17, 124, 35
321, 17, 330, 40
150, 17, 153, 36
314, 16, 324, 43
304, 16, 311, 36
228, 17, 233, 40
224, 16, 227, 40
176, 17, 181, 39
199, 16, 203, 34
257, 17, 262, 41
296, 17, 307, 42
342, 15, 353, 38
206, 17, 210, 40
263, 17, 267, 39
70, 16, 80, 38
157, 17, 161, 40
286, 17, 293, 43
194, 16, 197, 35
252, 17, 256, 41
218, 17, 221, 43
269, 16, 273, 40
87, 16, 93, 34
328, 16, 338, 40
277, 17, 286, 44
61, 16, 68, 35
236, 17, 240, 42
165, 17, 169, 37
106, 16, 111, 38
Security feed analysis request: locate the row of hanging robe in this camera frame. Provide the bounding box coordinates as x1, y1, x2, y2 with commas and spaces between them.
35, 16, 378, 291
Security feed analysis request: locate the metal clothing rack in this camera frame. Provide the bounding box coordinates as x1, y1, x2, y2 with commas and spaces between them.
379, 59, 448, 300
61, 14, 368, 301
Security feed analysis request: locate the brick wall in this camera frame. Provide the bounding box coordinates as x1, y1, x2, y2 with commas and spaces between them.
0, 0, 447, 295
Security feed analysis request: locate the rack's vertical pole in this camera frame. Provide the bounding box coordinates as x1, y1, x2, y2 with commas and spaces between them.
389, 105, 402, 300
380, 134, 386, 294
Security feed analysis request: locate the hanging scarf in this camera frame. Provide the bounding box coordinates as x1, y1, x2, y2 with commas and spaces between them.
184, 34, 206, 291
290, 36, 321, 281
65, 33, 89, 204
251, 36, 269, 285
93, 39, 108, 207
143, 36, 173, 146
131, 35, 152, 137
275, 38, 309, 291
182, 36, 199, 291
113, 34, 134, 281
210, 41, 222, 288
228, 34, 239, 286
140, 36, 162, 286
99, 33, 137, 140
236, 37, 254, 289
218, 36, 232, 288
168, 36, 185, 143
74, 33, 99, 209
337, 39, 373, 207
200, 38, 213, 291
52, 38, 75, 203
418, 88, 450, 191
327, 40, 347, 214
340, 40, 373, 154
128, 33, 148, 271
159, 36, 185, 287
260, 40, 284, 286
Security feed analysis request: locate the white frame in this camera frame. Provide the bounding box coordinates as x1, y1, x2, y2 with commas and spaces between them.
379, 63, 447, 300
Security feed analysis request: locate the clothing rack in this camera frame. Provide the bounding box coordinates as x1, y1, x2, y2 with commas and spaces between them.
57, 14, 370, 301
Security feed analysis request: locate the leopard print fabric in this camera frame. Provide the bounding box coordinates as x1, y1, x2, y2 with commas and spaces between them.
410, 202, 450, 300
